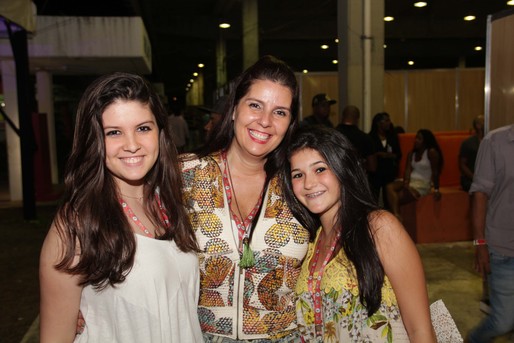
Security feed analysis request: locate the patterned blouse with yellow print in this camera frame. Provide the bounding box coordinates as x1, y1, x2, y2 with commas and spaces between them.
295, 229, 409, 343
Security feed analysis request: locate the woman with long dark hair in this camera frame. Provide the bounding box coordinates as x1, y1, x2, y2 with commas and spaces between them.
386, 128, 443, 221
181, 55, 309, 342
283, 126, 435, 342
39, 72, 202, 342
368, 112, 402, 209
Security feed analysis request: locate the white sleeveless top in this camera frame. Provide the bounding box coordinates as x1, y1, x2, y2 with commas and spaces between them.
409, 149, 432, 195
410, 149, 432, 182
75, 234, 203, 343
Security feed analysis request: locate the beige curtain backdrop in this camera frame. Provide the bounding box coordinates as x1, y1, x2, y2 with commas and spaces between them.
298, 68, 485, 133
487, 11, 514, 130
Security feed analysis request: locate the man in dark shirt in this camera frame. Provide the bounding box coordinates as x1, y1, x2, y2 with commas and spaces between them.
336, 105, 376, 173
459, 115, 484, 191
301, 93, 336, 128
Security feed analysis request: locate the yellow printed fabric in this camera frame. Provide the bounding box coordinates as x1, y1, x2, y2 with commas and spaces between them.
295, 230, 409, 343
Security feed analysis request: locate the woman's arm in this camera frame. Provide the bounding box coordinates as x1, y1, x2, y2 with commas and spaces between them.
428, 148, 441, 200
40, 224, 83, 343
371, 211, 436, 343
402, 151, 413, 186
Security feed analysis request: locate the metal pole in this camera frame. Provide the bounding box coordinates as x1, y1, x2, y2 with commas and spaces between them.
8, 24, 37, 220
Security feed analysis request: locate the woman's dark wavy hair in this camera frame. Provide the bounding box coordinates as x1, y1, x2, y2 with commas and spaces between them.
54, 72, 198, 290
369, 112, 393, 138
282, 126, 384, 316
194, 55, 299, 179
415, 129, 444, 173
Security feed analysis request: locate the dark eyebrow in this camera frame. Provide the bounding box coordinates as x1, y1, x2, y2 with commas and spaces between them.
291, 160, 325, 173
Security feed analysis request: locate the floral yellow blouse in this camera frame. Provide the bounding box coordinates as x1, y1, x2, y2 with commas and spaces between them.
295, 230, 409, 343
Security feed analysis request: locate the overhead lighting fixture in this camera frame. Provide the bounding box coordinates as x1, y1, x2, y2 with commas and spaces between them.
474, 46, 483, 51
219, 22, 231, 29
334, 38, 339, 43
414, 2, 427, 7
302, 69, 308, 74
384, 44, 387, 48
321, 44, 329, 49
384, 16, 395, 22
464, 15, 476, 21
198, 63, 205, 68
408, 60, 415, 66
193, 72, 198, 77
508, 0, 514, 5
190, 79, 194, 83
332, 60, 338, 64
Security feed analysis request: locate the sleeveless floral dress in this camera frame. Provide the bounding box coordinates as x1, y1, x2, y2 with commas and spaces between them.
295, 230, 409, 343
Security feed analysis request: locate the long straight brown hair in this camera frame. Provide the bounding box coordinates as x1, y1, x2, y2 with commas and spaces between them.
54, 72, 198, 289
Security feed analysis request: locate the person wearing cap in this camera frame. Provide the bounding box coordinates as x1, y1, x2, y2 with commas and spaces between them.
301, 93, 337, 128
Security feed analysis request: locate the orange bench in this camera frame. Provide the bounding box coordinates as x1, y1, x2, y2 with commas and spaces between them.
396, 132, 473, 243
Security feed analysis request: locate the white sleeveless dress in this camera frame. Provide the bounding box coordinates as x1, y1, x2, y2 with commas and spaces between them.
409, 149, 432, 196
75, 234, 203, 342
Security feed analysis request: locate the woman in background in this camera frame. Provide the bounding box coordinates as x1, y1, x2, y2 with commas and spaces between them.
386, 128, 443, 221
39, 72, 202, 342
368, 112, 402, 209
283, 126, 435, 342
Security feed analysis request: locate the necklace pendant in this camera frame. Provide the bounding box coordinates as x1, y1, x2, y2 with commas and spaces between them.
239, 237, 255, 269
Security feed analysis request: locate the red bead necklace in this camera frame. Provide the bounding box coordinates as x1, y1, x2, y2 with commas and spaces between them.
307, 229, 341, 339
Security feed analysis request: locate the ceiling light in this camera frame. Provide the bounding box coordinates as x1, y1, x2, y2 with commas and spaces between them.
408, 60, 415, 66
187, 83, 191, 87
384, 44, 387, 48
474, 46, 483, 51
332, 60, 338, 64
321, 44, 329, 49
303, 69, 308, 74
508, 0, 514, 5
414, 2, 427, 7
334, 38, 339, 43
198, 63, 204, 68
219, 23, 231, 29
193, 72, 198, 77
464, 15, 476, 21
384, 16, 395, 22
190, 79, 194, 83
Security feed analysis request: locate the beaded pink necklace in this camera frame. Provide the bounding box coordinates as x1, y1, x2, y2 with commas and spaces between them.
307, 229, 341, 339
221, 150, 264, 250
120, 194, 170, 238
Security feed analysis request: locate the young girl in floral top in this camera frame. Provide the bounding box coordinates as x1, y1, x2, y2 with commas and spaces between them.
282, 127, 436, 343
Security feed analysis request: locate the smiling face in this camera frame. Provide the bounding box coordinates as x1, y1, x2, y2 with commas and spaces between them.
290, 148, 341, 223
103, 100, 159, 193
230, 79, 293, 160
